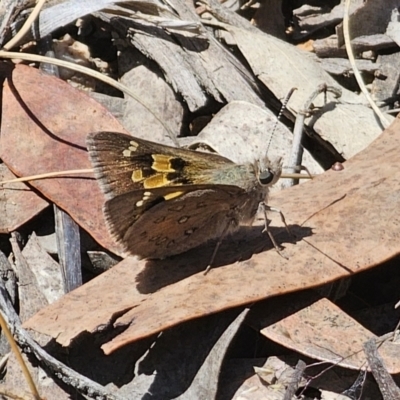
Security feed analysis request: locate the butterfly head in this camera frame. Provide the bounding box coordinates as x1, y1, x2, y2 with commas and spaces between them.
255, 156, 282, 187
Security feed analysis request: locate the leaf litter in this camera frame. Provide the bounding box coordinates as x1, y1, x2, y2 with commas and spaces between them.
1, 0, 400, 398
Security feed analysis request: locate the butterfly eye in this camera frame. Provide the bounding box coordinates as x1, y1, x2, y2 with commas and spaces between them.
258, 169, 275, 185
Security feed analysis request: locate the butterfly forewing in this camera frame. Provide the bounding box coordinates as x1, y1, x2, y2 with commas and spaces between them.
86, 132, 235, 198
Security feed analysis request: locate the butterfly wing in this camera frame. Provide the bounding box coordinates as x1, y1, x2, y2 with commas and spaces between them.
87, 131, 259, 258
104, 185, 248, 258
86, 131, 235, 198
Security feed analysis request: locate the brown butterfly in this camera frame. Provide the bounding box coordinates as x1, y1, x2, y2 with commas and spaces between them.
86, 132, 282, 259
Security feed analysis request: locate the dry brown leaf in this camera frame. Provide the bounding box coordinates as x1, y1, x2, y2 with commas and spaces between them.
260, 296, 400, 373
0, 63, 126, 255
0, 164, 49, 233
24, 116, 400, 354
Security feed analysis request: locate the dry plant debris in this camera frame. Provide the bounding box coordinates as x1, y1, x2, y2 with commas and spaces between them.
0, 0, 400, 399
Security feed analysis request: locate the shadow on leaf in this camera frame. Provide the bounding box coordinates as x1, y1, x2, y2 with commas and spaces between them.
136, 224, 312, 293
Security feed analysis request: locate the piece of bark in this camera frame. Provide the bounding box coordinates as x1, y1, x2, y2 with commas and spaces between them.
22, 233, 65, 304
320, 58, 379, 76
104, 0, 266, 112
292, 1, 363, 40
0, 250, 15, 355
54, 206, 82, 292
119, 49, 185, 145
336, 0, 400, 46
364, 338, 400, 400
10, 234, 48, 323
314, 34, 396, 58
371, 52, 400, 110
222, 25, 391, 158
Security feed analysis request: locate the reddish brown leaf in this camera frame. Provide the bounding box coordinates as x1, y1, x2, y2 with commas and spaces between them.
24, 117, 400, 355
259, 296, 400, 373
0, 164, 49, 232
0, 63, 127, 254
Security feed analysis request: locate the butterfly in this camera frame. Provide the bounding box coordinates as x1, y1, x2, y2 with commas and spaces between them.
86, 132, 282, 259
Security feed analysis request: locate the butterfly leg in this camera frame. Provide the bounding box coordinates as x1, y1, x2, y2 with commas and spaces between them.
260, 202, 291, 257
204, 221, 234, 275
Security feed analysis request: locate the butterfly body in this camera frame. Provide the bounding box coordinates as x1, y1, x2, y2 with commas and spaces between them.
87, 132, 282, 258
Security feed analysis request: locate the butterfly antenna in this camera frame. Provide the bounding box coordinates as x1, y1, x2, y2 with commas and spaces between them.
265, 87, 297, 156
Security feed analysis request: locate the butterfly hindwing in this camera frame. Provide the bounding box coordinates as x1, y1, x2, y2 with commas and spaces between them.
104, 184, 247, 258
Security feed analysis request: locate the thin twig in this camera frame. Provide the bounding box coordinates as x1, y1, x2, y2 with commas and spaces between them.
0, 169, 94, 185
2, 0, 47, 50
343, 0, 390, 128
283, 84, 341, 188
0, 311, 40, 399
